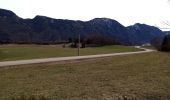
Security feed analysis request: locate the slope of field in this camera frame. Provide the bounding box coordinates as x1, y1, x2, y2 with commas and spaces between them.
0, 52, 170, 100
0, 44, 141, 61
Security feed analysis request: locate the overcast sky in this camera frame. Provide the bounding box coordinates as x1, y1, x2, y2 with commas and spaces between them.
1, 0, 170, 30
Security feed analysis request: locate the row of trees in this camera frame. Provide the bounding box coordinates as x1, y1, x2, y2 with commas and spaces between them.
69, 34, 121, 48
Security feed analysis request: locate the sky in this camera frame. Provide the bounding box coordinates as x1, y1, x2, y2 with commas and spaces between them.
0, 0, 170, 31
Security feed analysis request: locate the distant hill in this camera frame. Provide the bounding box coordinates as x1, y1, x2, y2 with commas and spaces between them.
0, 8, 166, 45
127, 23, 165, 44
164, 31, 170, 35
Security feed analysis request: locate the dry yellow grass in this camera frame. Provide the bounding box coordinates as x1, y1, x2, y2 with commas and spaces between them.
0, 52, 170, 100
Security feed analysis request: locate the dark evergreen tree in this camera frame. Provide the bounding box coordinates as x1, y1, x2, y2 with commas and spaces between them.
151, 37, 163, 51
161, 35, 170, 51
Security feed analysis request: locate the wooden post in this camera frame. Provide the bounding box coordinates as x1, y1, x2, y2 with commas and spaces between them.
78, 33, 80, 56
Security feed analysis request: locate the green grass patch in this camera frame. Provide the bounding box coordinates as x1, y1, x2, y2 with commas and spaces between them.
0, 44, 141, 61
0, 52, 170, 99
141, 45, 156, 50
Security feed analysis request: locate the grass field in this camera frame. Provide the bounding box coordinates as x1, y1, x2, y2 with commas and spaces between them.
141, 45, 156, 50
0, 52, 170, 100
0, 44, 141, 61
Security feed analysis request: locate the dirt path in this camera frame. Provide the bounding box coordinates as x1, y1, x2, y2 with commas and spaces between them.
0, 47, 155, 67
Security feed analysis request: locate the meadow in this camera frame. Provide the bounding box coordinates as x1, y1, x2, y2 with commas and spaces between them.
0, 52, 170, 100
0, 44, 141, 61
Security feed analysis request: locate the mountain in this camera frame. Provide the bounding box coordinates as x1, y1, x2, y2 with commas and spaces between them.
0, 8, 166, 45
127, 23, 165, 44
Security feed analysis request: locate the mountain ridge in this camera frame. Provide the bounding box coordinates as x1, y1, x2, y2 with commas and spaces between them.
0, 8, 166, 45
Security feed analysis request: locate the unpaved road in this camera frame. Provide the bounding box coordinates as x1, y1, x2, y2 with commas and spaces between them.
0, 47, 155, 67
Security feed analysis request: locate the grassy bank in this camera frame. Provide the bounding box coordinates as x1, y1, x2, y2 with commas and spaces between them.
0, 44, 141, 61
0, 52, 170, 100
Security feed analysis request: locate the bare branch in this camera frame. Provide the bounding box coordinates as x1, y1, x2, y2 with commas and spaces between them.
161, 21, 170, 26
